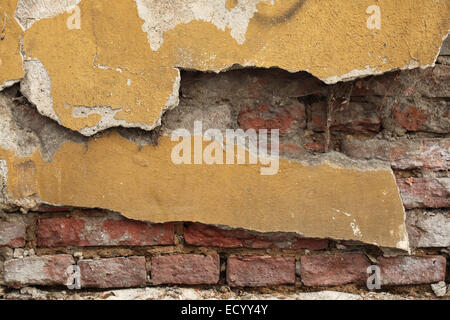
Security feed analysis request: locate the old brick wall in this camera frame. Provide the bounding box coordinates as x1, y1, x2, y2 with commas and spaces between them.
0, 46, 448, 299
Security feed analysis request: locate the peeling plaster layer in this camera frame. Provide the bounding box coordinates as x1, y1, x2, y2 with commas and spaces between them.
0, 132, 409, 250
2, 0, 445, 135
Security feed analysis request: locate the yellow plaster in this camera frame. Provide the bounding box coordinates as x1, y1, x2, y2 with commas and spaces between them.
0, 0, 24, 87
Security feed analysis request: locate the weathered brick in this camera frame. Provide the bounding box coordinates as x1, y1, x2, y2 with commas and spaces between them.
238, 102, 306, 134
389, 97, 449, 134
300, 254, 371, 287
353, 65, 450, 98
4, 255, 74, 288
392, 104, 428, 131
310, 100, 328, 132
227, 256, 295, 287
330, 102, 381, 133
37, 214, 174, 247
151, 254, 220, 285
341, 138, 450, 171
406, 210, 450, 248
78, 257, 147, 289
397, 178, 450, 209
378, 256, 446, 285
0, 221, 26, 248
184, 223, 328, 250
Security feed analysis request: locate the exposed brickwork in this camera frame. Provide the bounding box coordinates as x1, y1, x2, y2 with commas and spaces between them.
151, 254, 220, 285
0, 63, 450, 296
397, 178, 450, 209
0, 221, 26, 248
184, 223, 328, 250
3, 255, 74, 288
37, 215, 174, 247
78, 257, 147, 289
378, 256, 446, 285
300, 254, 371, 287
227, 256, 295, 287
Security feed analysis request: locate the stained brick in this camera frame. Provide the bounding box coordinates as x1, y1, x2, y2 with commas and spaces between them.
300, 254, 371, 287
397, 178, 450, 209
406, 210, 450, 248
389, 97, 449, 134
37, 214, 174, 247
378, 256, 446, 285
227, 256, 295, 287
341, 138, 450, 171
330, 102, 381, 133
238, 102, 306, 134
352, 65, 450, 98
0, 221, 26, 248
3, 255, 74, 288
310, 100, 328, 132
78, 257, 147, 289
184, 223, 328, 250
151, 254, 220, 285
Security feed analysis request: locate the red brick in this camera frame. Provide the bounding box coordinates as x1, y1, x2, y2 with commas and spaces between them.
378, 256, 446, 285
227, 256, 295, 287
37, 214, 174, 247
78, 257, 147, 289
397, 178, 450, 209
393, 104, 428, 131
3, 255, 74, 288
0, 221, 26, 248
389, 97, 449, 134
184, 223, 328, 250
300, 254, 371, 287
238, 103, 306, 134
330, 102, 381, 133
342, 138, 450, 171
151, 254, 220, 285
303, 140, 326, 153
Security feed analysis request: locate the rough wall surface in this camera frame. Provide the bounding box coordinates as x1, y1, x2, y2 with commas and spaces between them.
0, 0, 449, 299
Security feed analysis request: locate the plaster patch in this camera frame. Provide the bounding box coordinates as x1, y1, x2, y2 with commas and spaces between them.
0, 95, 40, 158
14, 0, 81, 30
21, 59, 60, 123
134, 0, 272, 51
